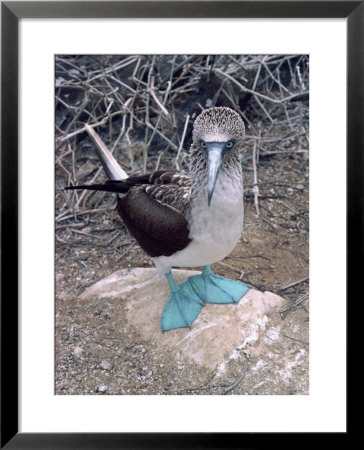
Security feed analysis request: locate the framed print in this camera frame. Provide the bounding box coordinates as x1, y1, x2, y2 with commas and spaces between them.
2, 1, 359, 447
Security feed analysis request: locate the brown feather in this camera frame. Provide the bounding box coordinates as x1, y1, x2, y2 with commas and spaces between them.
117, 187, 191, 257
66, 170, 192, 258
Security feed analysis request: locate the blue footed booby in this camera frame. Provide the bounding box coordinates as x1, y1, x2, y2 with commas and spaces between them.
66, 107, 250, 331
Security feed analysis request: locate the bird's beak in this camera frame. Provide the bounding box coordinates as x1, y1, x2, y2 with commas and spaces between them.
206, 142, 227, 206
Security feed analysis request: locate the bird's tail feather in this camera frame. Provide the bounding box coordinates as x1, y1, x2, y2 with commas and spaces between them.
65, 180, 129, 194
85, 124, 128, 181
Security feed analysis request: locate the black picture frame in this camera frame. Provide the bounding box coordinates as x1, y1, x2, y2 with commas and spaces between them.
1, 1, 357, 448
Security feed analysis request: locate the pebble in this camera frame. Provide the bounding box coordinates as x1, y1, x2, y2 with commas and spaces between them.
73, 346, 84, 358
82, 267, 95, 278
56, 273, 65, 282
101, 311, 112, 319
56, 76, 65, 87
100, 360, 114, 371
62, 332, 70, 342
96, 385, 109, 393
69, 68, 81, 76
74, 359, 83, 368
243, 349, 251, 359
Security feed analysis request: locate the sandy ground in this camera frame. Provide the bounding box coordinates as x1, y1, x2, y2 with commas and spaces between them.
55, 151, 309, 395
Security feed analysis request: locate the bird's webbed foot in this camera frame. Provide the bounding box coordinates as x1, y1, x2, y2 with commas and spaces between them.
187, 265, 250, 304
160, 272, 204, 331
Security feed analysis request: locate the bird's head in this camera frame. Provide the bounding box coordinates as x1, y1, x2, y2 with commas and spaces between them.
192, 107, 245, 206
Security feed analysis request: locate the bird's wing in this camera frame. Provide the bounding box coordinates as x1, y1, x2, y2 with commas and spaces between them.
66, 170, 192, 258
117, 171, 192, 258
144, 171, 191, 216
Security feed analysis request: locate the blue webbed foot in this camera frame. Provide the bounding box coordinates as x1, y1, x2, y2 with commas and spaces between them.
160, 272, 204, 331
187, 265, 250, 304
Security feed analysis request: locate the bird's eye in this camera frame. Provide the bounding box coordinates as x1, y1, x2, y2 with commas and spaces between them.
200, 140, 206, 148
226, 140, 235, 149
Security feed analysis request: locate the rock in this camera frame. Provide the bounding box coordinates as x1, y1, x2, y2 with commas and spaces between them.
56, 273, 65, 282
96, 385, 109, 393
79, 268, 306, 381
100, 360, 114, 371
100, 311, 112, 319
72, 346, 85, 367
82, 267, 95, 278
73, 346, 84, 358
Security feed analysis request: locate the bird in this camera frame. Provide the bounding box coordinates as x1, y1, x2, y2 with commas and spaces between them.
66, 106, 250, 331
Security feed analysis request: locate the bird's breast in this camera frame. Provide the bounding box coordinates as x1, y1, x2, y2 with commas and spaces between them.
153, 170, 244, 272
188, 172, 244, 260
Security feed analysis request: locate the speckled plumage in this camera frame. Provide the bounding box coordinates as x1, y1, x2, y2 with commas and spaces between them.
144, 171, 191, 217
189, 107, 245, 210
192, 106, 245, 143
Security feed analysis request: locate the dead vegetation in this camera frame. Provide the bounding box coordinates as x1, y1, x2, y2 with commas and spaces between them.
55, 55, 309, 394
56, 54, 309, 304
